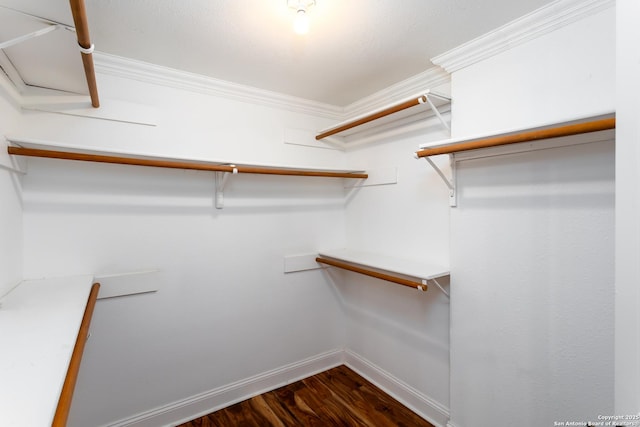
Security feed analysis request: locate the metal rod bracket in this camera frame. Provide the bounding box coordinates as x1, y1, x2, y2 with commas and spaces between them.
420, 94, 450, 131
78, 43, 94, 54
215, 165, 238, 209
428, 278, 450, 299
423, 156, 457, 207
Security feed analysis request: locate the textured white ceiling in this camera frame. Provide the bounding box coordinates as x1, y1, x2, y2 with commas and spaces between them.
0, 0, 556, 106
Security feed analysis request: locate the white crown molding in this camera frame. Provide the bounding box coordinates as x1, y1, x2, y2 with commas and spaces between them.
431, 0, 615, 73
343, 67, 451, 119
93, 52, 344, 120
5, 47, 449, 124
93, 53, 451, 123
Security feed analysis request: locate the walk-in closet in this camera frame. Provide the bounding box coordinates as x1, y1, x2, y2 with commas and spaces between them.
1, 1, 637, 426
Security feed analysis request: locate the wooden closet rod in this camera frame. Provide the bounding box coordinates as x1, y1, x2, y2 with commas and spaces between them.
316, 95, 429, 141
316, 257, 427, 291
69, 0, 99, 108
416, 117, 615, 158
52, 282, 100, 427
7, 146, 368, 179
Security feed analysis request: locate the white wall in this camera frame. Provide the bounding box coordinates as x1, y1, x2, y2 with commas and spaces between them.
450, 8, 615, 137
16, 71, 350, 426
4, 3, 629, 427
615, 0, 640, 417
342, 114, 452, 424
448, 6, 615, 427
0, 88, 22, 299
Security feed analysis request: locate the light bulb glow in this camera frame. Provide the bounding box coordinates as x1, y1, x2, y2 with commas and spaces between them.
293, 9, 309, 35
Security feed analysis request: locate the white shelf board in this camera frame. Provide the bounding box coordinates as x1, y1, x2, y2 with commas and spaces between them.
0, 275, 95, 427
318, 248, 449, 281
418, 111, 615, 151
6, 136, 365, 174
317, 90, 451, 143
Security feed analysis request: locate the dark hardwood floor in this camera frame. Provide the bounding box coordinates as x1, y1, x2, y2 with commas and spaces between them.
177, 365, 434, 427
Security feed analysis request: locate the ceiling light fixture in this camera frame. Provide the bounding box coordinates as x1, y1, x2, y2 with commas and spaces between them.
287, 0, 315, 35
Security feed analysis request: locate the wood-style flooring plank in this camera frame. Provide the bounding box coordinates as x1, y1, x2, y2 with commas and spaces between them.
177, 365, 435, 427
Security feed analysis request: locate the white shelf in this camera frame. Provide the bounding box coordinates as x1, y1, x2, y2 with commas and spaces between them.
414, 112, 616, 207
316, 90, 451, 146
417, 112, 615, 153
318, 248, 449, 281
0, 275, 95, 427
6, 136, 365, 175
7, 136, 369, 209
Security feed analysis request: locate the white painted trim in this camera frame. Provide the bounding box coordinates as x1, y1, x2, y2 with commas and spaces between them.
431, 0, 615, 73
4, 43, 447, 121
105, 349, 345, 427
344, 349, 450, 427
93, 52, 344, 120
93, 53, 451, 122
103, 348, 449, 427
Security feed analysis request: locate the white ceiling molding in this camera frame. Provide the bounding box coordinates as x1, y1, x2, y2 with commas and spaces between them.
431, 0, 615, 74
342, 67, 451, 119
94, 52, 452, 123
93, 52, 344, 120
5, 46, 449, 124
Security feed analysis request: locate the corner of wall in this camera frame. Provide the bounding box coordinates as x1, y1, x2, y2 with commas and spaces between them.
0, 86, 24, 298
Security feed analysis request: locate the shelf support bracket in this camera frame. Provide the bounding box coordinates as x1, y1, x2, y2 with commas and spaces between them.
420, 93, 450, 132
422, 155, 457, 207
426, 278, 450, 299
214, 165, 238, 209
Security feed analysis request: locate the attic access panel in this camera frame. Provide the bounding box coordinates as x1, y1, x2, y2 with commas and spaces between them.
0, 6, 89, 96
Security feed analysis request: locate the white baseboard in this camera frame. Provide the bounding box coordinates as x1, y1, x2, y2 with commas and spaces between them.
344, 349, 450, 427
106, 349, 344, 427
105, 348, 450, 427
